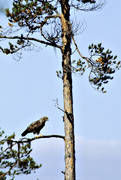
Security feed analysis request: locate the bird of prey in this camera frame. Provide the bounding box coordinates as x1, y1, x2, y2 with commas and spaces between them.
21, 116, 48, 136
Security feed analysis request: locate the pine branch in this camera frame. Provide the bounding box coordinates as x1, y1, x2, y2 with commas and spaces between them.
22, 134, 65, 142
0, 35, 61, 49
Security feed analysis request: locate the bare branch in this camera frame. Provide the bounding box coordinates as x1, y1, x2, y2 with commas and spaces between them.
72, 36, 93, 66
40, 14, 61, 44
22, 134, 65, 141
54, 99, 65, 113
5, 134, 65, 144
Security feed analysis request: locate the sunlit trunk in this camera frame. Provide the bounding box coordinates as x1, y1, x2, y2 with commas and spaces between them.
61, 0, 76, 179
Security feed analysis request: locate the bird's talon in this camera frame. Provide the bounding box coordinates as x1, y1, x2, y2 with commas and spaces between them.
35, 134, 43, 138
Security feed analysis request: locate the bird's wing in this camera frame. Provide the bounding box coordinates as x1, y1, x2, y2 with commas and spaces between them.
21, 120, 40, 136
27, 120, 41, 131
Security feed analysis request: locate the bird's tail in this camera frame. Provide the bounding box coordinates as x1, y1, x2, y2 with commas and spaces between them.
21, 130, 28, 136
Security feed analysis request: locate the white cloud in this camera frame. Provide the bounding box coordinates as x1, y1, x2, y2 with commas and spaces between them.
76, 136, 121, 180
76, 136, 121, 157
15, 136, 121, 180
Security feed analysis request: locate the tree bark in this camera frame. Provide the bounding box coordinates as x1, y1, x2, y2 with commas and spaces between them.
60, 1, 76, 179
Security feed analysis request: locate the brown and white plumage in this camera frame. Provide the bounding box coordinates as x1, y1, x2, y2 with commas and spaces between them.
21, 116, 48, 136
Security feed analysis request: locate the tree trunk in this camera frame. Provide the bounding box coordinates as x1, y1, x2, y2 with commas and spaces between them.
60, 1, 76, 180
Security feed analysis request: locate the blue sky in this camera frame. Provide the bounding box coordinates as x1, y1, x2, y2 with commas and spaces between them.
0, 0, 121, 180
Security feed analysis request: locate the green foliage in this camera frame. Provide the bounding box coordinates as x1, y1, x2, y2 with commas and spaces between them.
0, 128, 41, 180
88, 43, 120, 92
72, 59, 87, 75
0, 1, 120, 93
6, 0, 57, 33
0, 0, 60, 57
72, 43, 120, 93
0, 39, 30, 56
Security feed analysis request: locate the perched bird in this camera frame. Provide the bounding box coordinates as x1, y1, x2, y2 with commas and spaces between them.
21, 116, 48, 136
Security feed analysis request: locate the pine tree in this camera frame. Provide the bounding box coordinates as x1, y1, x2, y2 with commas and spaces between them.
0, 0, 120, 179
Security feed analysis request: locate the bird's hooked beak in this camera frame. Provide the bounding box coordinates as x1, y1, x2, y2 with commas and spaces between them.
43, 116, 49, 121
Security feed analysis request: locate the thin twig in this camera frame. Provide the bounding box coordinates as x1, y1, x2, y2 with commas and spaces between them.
72, 36, 90, 63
